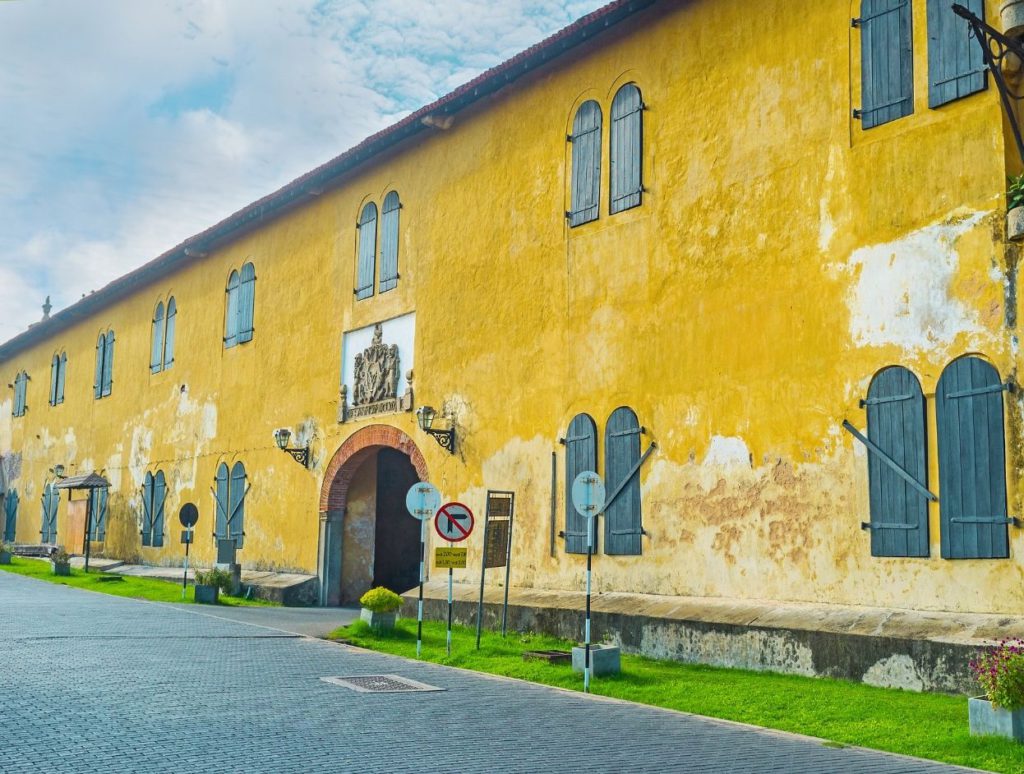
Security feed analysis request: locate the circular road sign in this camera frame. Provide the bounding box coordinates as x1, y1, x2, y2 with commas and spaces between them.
178, 503, 199, 528
434, 502, 474, 543
571, 471, 605, 519
406, 482, 441, 521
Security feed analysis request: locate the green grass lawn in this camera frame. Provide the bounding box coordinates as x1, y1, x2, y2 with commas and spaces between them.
330, 619, 1024, 774
0, 556, 276, 607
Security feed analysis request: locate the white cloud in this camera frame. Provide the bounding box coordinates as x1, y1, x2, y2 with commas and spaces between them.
0, 0, 598, 338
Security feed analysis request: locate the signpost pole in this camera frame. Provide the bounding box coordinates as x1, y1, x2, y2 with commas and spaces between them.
447, 542, 454, 656
83, 495, 93, 574
417, 516, 426, 658
182, 532, 191, 599
585, 512, 593, 694
475, 511, 488, 650
501, 493, 514, 637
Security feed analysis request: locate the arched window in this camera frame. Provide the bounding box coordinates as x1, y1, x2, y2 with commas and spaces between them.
355, 202, 377, 300
94, 330, 114, 398
563, 413, 597, 554
379, 191, 401, 293
863, 366, 929, 557
610, 84, 643, 214
4, 488, 19, 542
141, 471, 166, 547
40, 483, 59, 543
936, 356, 1010, 559
49, 353, 66, 406
215, 461, 249, 549
225, 270, 240, 347
150, 302, 165, 373
11, 371, 28, 417
238, 263, 256, 343
88, 486, 109, 542
568, 101, 602, 227
164, 297, 176, 369
604, 406, 643, 555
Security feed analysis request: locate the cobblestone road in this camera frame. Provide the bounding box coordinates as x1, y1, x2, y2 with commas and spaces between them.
0, 573, 980, 773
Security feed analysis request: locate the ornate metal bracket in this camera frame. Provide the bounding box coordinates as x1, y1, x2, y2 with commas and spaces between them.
423, 427, 455, 454
282, 446, 310, 468
954, 4, 1024, 163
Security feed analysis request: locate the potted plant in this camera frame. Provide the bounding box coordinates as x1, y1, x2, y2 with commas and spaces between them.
0, 542, 12, 565
969, 638, 1024, 742
1008, 174, 1024, 241
50, 548, 71, 576
194, 567, 231, 605
359, 587, 403, 631
1003, 1, 1024, 38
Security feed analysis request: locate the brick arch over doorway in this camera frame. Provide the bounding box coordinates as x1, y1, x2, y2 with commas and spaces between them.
319, 424, 429, 513
316, 424, 428, 605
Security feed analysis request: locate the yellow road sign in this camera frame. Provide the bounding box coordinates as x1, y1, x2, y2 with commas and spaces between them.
435, 547, 468, 569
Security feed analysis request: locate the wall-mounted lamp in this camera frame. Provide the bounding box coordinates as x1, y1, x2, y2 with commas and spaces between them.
416, 405, 455, 454
273, 428, 310, 468
50, 464, 66, 479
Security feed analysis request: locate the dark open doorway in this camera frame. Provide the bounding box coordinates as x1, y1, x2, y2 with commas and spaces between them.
371, 448, 421, 594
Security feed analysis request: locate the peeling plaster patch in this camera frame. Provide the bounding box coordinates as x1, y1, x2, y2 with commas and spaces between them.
863, 654, 925, 691
128, 425, 154, 488
818, 145, 839, 253
0, 399, 13, 450
846, 212, 988, 353
201, 403, 217, 441
105, 455, 123, 490
703, 436, 751, 469
683, 407, 700, 428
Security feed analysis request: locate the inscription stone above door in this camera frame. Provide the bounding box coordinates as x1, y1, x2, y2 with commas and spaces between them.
339, 313, 415, 423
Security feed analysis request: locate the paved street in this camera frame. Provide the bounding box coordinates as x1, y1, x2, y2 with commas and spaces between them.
0, 574, 980, 773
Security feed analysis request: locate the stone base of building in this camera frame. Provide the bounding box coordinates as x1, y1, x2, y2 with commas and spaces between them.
401, 581, 1015, 695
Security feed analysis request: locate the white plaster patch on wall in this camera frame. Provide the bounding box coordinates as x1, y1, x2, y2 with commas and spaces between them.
105, 454, 123, 490
846, 211, 989, 354
128, 425, 154, 489
818, 146, 840, 253
703, 435, 751, 469
0, 399, 12, 451
863, 654, 925, 691
201, 402, 217, 441
683, 406, 700, 428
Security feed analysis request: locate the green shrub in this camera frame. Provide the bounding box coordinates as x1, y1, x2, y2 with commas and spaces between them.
971, 639, 1024, 710
0, 542, 14, 554
359, 586, 403, 613
195, 567, 233, 593
52, 549, 70, 564
1009, 174, 1024, 211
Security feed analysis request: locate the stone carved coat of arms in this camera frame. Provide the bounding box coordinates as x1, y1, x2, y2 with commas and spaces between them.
340, 323, 412, 422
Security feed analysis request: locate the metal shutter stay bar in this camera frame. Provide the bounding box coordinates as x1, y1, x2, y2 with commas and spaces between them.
842, 420, 938, 502
852, 2, 907, 28
600, 442, 657, 519
854, 95, 912, 120
932, 68, 987, 87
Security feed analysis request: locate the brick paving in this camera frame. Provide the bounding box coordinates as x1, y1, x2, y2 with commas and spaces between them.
0, 573, 980, 773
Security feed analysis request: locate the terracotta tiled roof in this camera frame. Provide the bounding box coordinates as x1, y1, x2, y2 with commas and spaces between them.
0, 0, 657, 361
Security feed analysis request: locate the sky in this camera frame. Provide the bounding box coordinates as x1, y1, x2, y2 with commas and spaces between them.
0, 0, 599, 340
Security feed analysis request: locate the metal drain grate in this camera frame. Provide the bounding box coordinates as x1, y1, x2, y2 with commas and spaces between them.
320, 674, 443, 693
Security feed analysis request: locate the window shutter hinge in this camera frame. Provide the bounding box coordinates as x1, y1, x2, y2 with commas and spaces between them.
852, 108, 863, 120
564, 211, 572, 220
558, 437, 567, 445
851, 17, 862, 28
860, 522, 871, 530
566, 134, 573, 143
557, 531, 566, 539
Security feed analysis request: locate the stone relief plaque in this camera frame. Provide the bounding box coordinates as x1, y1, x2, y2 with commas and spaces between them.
339, 323, 413, 422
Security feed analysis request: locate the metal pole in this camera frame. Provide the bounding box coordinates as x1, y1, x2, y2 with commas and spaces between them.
476, 513, 488, 649
417, 517, 426, 658
584, 513, 593, 693
182, 535, 190, 600
83, 495, 92, 573
447, 555, 453, 656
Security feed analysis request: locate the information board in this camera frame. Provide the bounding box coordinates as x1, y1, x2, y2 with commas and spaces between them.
435, 547, 468, 569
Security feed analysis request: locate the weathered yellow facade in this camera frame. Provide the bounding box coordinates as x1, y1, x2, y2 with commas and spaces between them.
2, 0, 1023, 613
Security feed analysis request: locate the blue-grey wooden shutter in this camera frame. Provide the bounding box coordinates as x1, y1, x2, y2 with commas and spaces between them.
856, 0, 914, 129
610, 85, 643, 215
49, 355, 59, 406
89, 488, 108, 542
569, 101, 602, 227
19, 372, 28, 416
164, 297, 176, 368
215, 463, 229, 540
56, 354, 66, 405
927, 0, 986, 108
238, 263, 256, 343
355, 203, 377, 300
94, 335, 104, 399
224, 271, 239, 348
152, 471, 166, 547
141, 472, 154, 546
604, 406, 642, 555
229, 461, 246, 548
379, 192, 400, 293
41, 485, 58, 543
936, 356, 1010, 559
102, 330, 114, 396
864, 366, 929, 557
150, 302, 165, 374
564, 413, 597, 554
4, 489, 18, 542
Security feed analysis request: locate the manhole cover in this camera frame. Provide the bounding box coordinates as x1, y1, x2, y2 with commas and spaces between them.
320, 675, 443, 693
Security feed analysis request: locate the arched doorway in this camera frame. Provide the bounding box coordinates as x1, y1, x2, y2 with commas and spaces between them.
318, 425, 429, 606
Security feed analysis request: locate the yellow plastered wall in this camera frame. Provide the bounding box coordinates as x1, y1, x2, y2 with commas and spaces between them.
2, 0, 1022, 612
